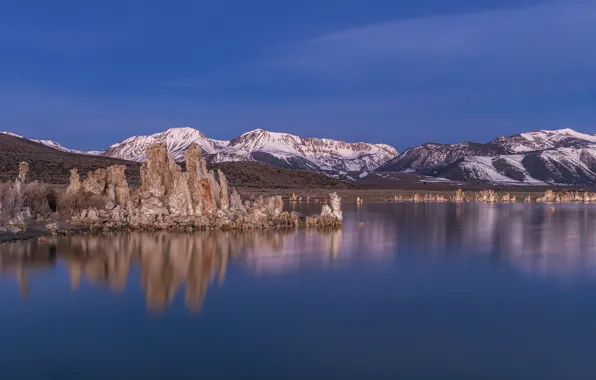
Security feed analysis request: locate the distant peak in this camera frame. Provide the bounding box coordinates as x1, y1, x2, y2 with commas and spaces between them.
529, 127, 594, 136
164, 126, 203, 134
241, 128, 269, 135
0, 131, 24, 138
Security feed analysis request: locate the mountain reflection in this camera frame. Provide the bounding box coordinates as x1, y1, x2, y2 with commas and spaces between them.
4, 203, 596, 310
371, 202, 596, 276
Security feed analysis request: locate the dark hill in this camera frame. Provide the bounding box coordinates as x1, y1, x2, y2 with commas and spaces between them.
0, 133, 141, 184
209, 161, 351, 189
0, 134, 349, 189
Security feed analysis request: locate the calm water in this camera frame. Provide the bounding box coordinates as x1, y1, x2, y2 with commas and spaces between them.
2, 202, 596, 379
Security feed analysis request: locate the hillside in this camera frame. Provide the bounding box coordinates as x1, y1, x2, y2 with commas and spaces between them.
0, 133, 141, 185
0, 134, 349, 189
209, 161, 352, 189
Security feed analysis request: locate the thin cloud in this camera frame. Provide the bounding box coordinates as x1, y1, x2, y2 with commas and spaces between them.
272, 2, 596, 81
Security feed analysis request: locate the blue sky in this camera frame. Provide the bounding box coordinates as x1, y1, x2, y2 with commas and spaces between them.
1, 0, 595, 151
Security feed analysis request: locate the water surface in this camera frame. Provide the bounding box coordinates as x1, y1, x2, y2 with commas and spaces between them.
2, 202, 596, 379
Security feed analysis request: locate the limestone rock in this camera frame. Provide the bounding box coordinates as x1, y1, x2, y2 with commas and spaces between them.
166, 169, 193, 217
217, 169, 230, 211
82, 169, 107, 195
140, 197, 169, 217
106, 165, 130, 206
185, 144, 206, 215
208, 170, 221, 208
87, 209, 98, 221
329, 192, 342, 221
476, 190, 498, 203
453, 189, 465, 202
45, 223, 59, 234
58, 143, 329, 232
229, 189, 246, 214
18, 161, 29, 181
140, 144, 171, 198
66, 169, 82, 195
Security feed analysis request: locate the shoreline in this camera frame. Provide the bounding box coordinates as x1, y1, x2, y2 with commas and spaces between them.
0, 221, 89, 244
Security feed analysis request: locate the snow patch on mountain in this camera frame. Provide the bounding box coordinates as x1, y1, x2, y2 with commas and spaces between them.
105, 127, 397, 173
104, 127, 228, 162
380, 128, 596, 185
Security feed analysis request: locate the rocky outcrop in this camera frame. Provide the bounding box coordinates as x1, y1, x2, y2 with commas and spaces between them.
385, 189, 596, 204
453, 189, 465, 202
536, 190, 596, 203
63, 143, 341, 231
501, 193, 516, 203
186, 144, 212, 214
66, 169, 81, 195
106, 165, 130, 207
0, 162, 30, 231
82, 168, 107, 195
306, 192, 343, 227
14, 162, 29, 195
217, 169, 230, 211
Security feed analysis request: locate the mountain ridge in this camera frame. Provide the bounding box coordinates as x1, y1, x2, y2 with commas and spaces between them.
103, 127, 397, 177
378, 128, 596, 185
6, 127, 596, 186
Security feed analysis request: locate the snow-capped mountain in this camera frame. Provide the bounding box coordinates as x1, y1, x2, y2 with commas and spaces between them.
492, 128, 596, 153
0, 132, 101, 156
104, 127, 397, 174
378, 128, 596, 185
103, 127, 229, 162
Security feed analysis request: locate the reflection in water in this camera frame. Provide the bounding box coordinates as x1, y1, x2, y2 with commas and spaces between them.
382, 203, 596, 276
0, 229, 355, 312
4, 203, 596, 311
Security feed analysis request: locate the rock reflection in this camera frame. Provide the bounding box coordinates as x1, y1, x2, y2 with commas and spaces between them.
5, 203, 596, 310
0, 228, 359, 312
371, 202, 596, 276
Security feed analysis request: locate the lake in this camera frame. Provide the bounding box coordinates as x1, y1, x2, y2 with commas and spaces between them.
2, 202, 596, 379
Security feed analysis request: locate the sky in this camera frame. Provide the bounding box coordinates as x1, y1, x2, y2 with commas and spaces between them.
1, 0, 595, 151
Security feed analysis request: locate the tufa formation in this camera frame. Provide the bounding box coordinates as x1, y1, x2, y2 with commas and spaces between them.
64, 143, 342, 231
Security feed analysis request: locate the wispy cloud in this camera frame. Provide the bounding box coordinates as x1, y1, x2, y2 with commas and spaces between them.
276, 2, 596, 71
168, 2, 596, 103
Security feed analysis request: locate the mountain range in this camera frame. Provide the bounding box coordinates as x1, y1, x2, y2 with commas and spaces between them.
103, 128, 397, 178
5, 127, 596, 186
378, 128, 596, 185
4, 128, 397, 180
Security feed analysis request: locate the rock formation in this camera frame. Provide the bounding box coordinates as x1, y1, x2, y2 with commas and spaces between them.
0, 162, 30, 231
307, 192, 342, 227
385, 189, 596, 205
82, 168, 107, 195
62, 143, 342, 231
453, 189, 465, 202
106, 165, 130, 206
14, 162, 29, 195
501, 193, 516, 203
476, 190, 498, 203
217, 169, 230, 211
66, 169, 81, 195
